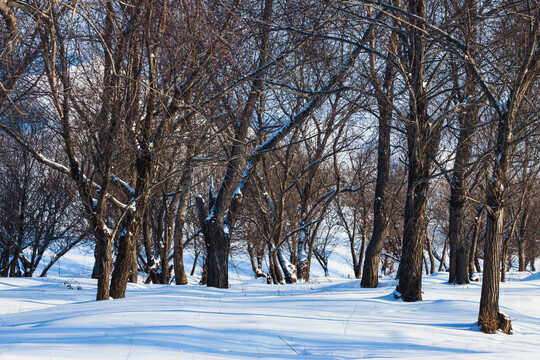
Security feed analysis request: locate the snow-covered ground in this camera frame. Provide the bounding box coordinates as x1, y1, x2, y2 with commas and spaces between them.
1, 249, 539, 359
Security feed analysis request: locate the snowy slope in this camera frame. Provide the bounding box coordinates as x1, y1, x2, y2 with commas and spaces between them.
1, 270, 539, 359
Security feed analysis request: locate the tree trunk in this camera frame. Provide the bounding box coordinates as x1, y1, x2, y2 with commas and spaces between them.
357, 235, 366, 279
129, 242, 138, 284
110, 228, 137, 298
95, 237, 113, 301
438, 237, 448, 272
501, 236, 510, 282
396, 0, 439, 302
204, 223, 230, 288
248, 242, 258, 276
478, 109, 513, 334
268, 250, 283, 284
91, 241, 101, 280
469, 205, 484, 278
425, 231, 436, 274
142, 209, 159, 284
448, 179, 471, 284
518, 208, 529, 271
277, 248, 297, 284
361, 15, 396, 289
195, 195, 230, 288
190, 242, 199, 276
296, 228, 310, 282
350, 235, 360, 279
479, 205, 506, 333
361, 127, 390, 286
447, 0, 478, 286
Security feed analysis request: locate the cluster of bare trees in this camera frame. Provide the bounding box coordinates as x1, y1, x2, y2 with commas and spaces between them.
1, 0, 538, 334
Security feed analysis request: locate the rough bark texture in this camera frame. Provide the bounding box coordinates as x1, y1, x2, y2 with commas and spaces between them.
448, 146, 473, 284
478, 204, 505, 333
396, 0, 440, 302
478, 11, 539, 330
447, 0, 478, 287
195, 195, 230, 288
479, 109, 514, 333
95, 237, 113, 301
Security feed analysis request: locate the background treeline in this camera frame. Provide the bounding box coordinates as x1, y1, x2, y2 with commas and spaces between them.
0, 0, 538, 334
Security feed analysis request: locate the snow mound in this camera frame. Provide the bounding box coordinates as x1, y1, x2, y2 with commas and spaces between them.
523, 271, 540, 282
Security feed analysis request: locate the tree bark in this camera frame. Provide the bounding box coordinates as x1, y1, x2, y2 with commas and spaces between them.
361, 19, 396, 288
479, 109, 515, 334
173, 155, 193, 285
361, 85, 393, 287
195, 195, 230, 288
518, 208, 529, 271
447, 0, 478, 287
425, 231, 436, 274
396, 0, 440, 302
469, 205, 484, 278
95, 237, 113, 301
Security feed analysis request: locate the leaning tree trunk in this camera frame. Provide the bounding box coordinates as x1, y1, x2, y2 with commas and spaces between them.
361, 99, 392, 287
361, 20, 396, 289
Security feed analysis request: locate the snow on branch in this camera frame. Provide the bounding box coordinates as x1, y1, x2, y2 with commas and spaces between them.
226, 12, 383, 226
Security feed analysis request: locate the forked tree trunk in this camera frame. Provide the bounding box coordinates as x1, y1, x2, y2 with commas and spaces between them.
277, 248, 297, 284
268, 250, 283, 284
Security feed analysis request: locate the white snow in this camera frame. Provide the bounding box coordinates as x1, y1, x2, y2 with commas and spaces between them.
1, 254, 539, 359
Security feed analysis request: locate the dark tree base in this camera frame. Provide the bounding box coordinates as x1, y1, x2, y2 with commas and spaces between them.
478, 312, 512, 334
